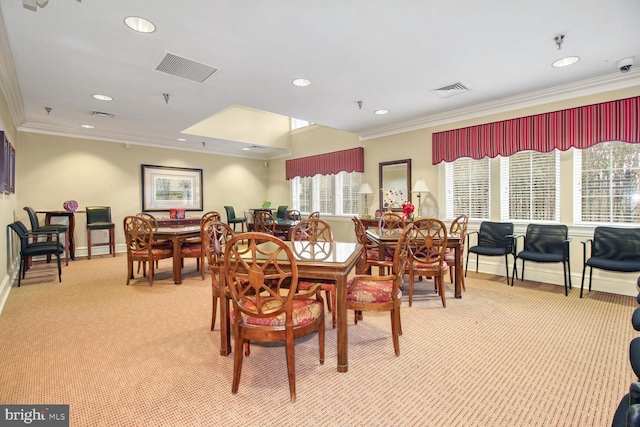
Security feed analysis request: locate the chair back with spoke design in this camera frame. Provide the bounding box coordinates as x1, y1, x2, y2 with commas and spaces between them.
123, 215, 172, 286
136, 212, 158, 230
380, 212, 405, 229
253, 211, 276, 235
352, 217, 381, 274
308, 211, 320, 219
407, 218, 449, 307
201, 211, 221, 226
202, 220, 236, 331
223, 232, 325, 401
291, 218, 333, 244
286, 210, 301, 221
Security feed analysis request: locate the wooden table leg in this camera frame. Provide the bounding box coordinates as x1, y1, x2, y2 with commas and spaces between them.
336, 274, 348, 373
171, 236, 183, 284
454, 243, 462, 298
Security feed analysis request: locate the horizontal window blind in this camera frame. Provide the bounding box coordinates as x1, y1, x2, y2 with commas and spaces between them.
500, 151, 559, 221
445, 157, 490, 220
574, 142, 640, 224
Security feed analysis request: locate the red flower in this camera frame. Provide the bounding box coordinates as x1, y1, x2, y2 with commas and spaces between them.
401, 202, 415, 219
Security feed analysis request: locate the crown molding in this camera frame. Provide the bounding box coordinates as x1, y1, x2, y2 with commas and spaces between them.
358, 71, 640, 141
18, 122, 290, 160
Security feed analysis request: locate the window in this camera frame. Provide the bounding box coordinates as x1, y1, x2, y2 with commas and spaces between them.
291, 172, 361, 216
574, 141, 640, 224
445, 157, 490, 220
500, 150, 559, 221
291, 118, 312, 130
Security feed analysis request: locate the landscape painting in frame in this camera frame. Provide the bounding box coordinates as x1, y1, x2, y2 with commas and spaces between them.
141, 164, 203, 211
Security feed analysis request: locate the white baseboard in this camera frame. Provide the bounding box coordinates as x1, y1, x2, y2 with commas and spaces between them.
466, 258, 639, 297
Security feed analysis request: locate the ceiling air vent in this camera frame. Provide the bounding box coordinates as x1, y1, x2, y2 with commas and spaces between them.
91, 111, 115, 118
155, 52, 219, 83
433, 82, 470, 98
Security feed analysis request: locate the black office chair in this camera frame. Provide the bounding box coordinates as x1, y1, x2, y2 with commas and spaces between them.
224, 206, 246, 232
511, 224, 572, 296
23, 206, 70, 266
86, 206, 116, 259
465, 221, 515, 282
8, 221, 64, 286
580, 227, 640, 298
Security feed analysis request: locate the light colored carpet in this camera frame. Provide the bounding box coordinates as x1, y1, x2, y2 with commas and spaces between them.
0, 255, 636, 426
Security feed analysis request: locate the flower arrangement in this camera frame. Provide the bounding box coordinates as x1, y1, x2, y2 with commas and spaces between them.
401, 201, 415, 220
383, 189, 404, 209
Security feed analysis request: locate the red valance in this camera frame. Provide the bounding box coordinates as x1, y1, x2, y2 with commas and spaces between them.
432, 95, 640, 164
285, 147, 364, 180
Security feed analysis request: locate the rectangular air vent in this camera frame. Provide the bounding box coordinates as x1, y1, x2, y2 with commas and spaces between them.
155, 52, 219, 83
433, 82, 470, 98
91, 111, 115, 118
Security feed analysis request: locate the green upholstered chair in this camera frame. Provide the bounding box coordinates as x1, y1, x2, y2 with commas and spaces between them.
8, 221, 64, 286
23, 206, 70, 266
224, 206, 246, 232
86, 206, 116, 259
275, 205, 288, 220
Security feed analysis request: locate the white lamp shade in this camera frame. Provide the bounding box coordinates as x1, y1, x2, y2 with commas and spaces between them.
412, 180, 430, 193
359, 183, 374, 195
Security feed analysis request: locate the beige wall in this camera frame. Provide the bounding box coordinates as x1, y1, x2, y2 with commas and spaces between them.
16, 133, 269, 255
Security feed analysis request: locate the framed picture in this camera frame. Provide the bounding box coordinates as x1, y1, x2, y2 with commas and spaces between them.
141, 164, 203, 212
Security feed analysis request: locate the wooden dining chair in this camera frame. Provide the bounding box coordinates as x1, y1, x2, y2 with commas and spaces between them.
253, 211, 276, 236
294, 218, 338, 328
286, 209, 301, 221
224, 232, 325, 402
308, 211, 320, 219
202, 220, 235, 331
135, 212, 171, 273
406, 218, 449, 307
123, 216, 172, 286
347, 224, 412, 356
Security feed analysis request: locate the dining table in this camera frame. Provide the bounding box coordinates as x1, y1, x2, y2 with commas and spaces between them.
153, 226, 201, 284
247, 218, 300, 240
218, 239, 361, 373
366, 227, 463, 298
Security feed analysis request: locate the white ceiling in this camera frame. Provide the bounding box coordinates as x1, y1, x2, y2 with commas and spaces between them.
0, 0, 639, 160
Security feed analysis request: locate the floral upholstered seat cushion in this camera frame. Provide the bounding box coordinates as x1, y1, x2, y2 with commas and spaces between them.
133, 247, 173, 257
231, 298, 323, 327
444, 249, 455, 263
180, 242, 202, 256
346, 278, 401, 303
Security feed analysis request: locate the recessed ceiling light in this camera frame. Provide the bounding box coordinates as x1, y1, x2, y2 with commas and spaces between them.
124, 16, 156, 33
92, 94, 112, 101
374, 109, 389, 115
292, 78, 311, 87
552, 56, 580, 68
177, 138, 187, 142
242, 147, 251, 151
80, 124, 95, 129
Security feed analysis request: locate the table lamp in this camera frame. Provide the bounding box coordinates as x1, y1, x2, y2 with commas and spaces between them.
358, 183, 374, 218
411, 180, 430, 216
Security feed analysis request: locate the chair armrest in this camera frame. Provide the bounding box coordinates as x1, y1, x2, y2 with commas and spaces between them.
581, 238, 593, 263
507, 234, 523, 255
563, 238, 572, 259
28, 229, 59, 237
466, 231, 478, 246
293, 282, 322, 300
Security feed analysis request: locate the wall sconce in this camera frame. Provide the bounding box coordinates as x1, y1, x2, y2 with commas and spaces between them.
411, 180, 430, 216
358, 183, 374, 218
